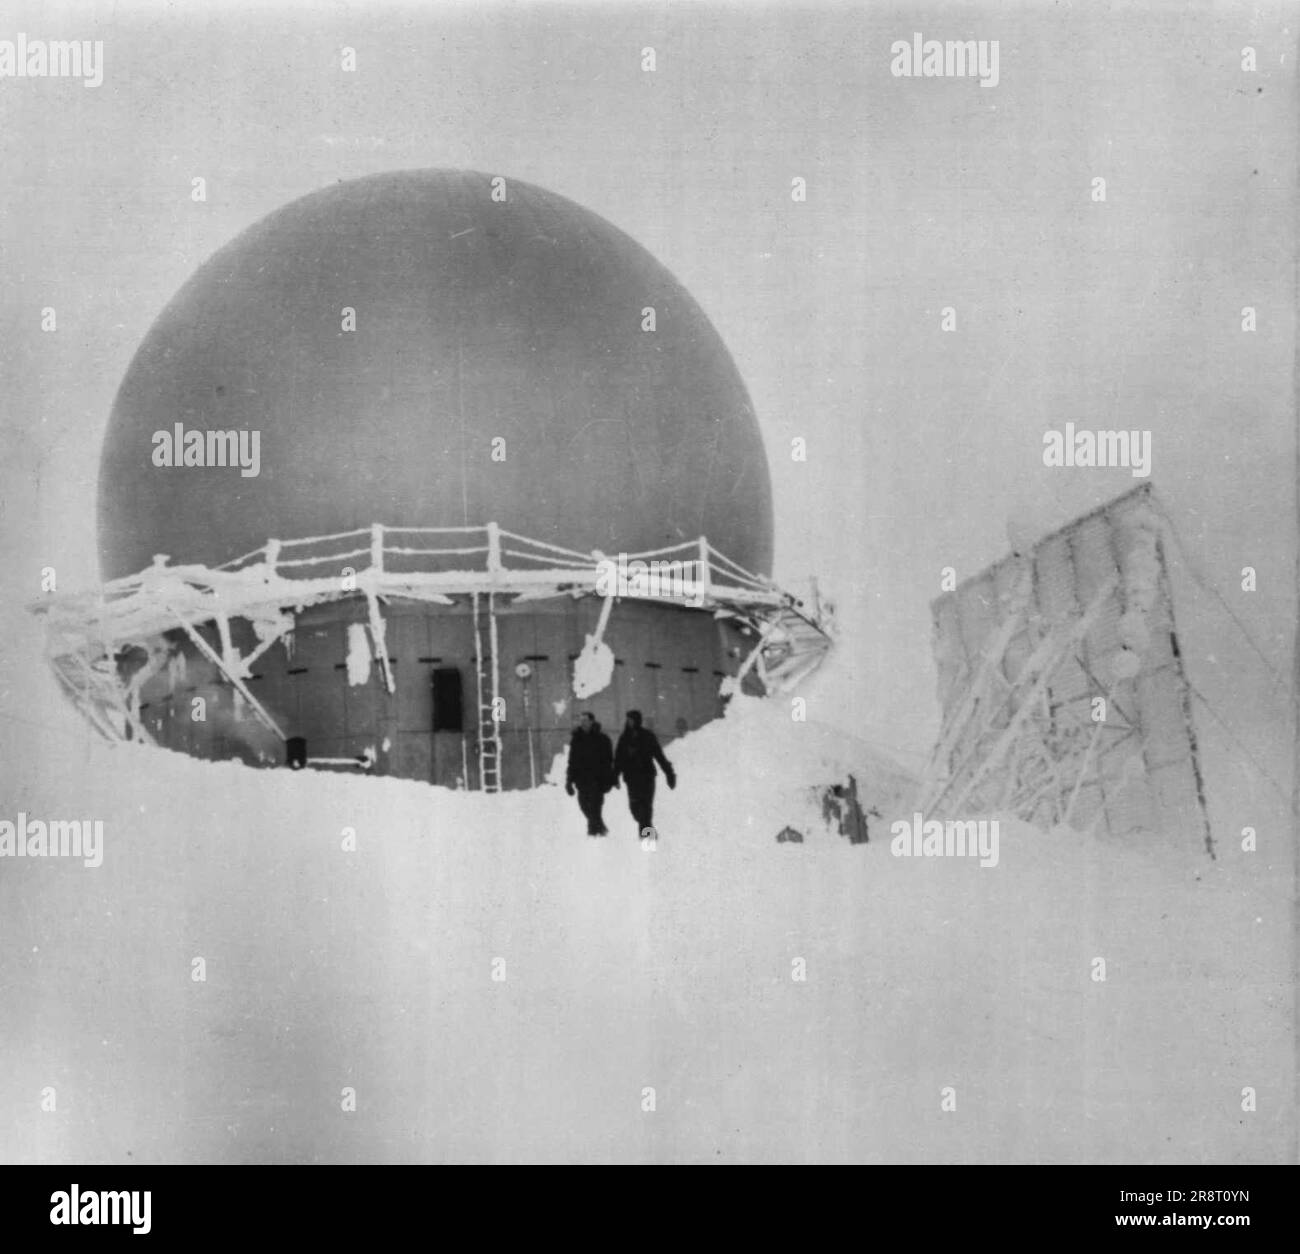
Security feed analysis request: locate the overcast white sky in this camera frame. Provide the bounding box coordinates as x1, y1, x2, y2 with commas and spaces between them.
1, 0, 1294, 761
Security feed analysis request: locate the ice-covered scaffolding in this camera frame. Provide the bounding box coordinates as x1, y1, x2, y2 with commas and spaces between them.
918, 484, 1215, 856
31, 522, 833, 789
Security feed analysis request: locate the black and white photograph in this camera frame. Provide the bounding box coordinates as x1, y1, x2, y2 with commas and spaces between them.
0, 0, 1295, 1204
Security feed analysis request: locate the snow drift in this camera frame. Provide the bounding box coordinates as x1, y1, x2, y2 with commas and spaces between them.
0, 628, 1292, 1163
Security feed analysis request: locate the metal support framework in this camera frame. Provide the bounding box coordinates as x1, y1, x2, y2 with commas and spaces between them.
927, 578, 1118, 819
32, 522, 835, 790
1158, 536, 1215, 859
161, 599, 287, 741
365, 591, 395, 695
920, 486, 1215, 852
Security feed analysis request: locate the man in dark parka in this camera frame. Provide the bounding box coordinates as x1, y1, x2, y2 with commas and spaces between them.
566, 712, 614, 836
612, 709, 676, 836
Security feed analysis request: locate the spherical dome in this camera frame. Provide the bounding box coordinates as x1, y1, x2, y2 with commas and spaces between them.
98, 170, 773, 580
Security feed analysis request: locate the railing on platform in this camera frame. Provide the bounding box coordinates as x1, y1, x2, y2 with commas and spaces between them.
31, 521, 836, 759
214, 522, 777, 594
34, 522, 835, 663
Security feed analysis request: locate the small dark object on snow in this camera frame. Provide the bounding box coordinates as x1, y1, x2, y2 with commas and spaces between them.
776, 826, 804, 844
821, 774, 869, 844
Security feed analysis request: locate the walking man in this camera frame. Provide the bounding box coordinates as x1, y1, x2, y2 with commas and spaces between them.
612, 709, 676, 838
565, 712, 613, 836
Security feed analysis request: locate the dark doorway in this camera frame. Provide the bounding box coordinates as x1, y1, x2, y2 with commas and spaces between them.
432, 667, 464, 732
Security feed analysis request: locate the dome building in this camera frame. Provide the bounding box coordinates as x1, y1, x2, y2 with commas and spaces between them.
43, 171, 832, 788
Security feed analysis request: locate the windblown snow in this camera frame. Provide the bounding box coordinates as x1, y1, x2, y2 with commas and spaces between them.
571, 634, 615, 700
0, 602, 1292, 1164
345, 622, 372, 688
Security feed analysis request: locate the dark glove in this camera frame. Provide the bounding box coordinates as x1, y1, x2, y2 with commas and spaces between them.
565, 781, 575, 796
665, 770, 676, 790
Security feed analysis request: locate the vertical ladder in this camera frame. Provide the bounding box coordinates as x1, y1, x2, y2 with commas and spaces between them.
472, 591, 502, 792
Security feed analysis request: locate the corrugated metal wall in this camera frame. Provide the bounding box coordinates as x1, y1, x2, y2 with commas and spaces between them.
135, 594, 755, 789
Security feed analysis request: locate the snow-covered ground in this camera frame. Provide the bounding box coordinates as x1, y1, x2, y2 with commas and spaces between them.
0, 588, 1293, 1164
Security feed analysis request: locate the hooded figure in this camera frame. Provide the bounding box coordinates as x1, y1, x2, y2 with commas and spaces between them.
566, 712, 614, 836
613, 709, 676, 836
